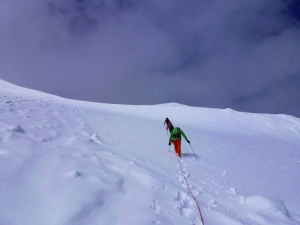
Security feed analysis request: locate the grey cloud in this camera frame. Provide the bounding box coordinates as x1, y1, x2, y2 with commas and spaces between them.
234, 74, 300, 115
47, 0, 136, 34
0, 0, 300, 117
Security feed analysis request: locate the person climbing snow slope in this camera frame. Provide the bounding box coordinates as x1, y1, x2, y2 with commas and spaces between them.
168, 127, 190, 158
164, 118, 174, 132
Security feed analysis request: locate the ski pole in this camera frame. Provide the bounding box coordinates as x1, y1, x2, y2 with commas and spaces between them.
189, 143, 198, 161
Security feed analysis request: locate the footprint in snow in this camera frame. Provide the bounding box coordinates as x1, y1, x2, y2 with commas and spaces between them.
178, 173, 190, 188
230, 187, 238, 194
150, 200, 161, 213
173, 191, 193, 216
9, 125, 25, 133
90, 133, 103, 144
207, 199, 217, 208
222, 170, 228, 176
66, 170, 82, 178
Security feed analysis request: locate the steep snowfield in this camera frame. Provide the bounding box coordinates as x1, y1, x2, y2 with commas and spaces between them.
0, 79, 299, 225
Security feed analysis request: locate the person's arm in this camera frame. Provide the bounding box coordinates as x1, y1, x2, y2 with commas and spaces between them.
180, 130, 190, 143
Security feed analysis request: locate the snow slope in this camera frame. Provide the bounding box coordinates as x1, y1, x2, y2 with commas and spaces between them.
0, 79, 299, 225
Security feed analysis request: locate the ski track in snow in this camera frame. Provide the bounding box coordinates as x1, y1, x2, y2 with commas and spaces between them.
0, 80, 299, 225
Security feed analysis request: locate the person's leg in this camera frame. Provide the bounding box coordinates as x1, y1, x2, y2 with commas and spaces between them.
173, 139, 181, 157
177, 139, 181, 157
173, 140, 178, 156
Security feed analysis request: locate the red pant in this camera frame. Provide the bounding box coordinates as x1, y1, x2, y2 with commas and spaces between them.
172, 139, 181, 157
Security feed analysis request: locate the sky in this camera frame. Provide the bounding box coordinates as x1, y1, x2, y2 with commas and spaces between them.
0, 0, 300, 117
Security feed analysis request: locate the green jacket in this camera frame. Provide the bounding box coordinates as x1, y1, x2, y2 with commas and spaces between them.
169, 127, 188, 143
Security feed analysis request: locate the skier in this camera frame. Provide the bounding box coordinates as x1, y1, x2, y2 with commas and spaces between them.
168, 127, 190, 158
164, 118, 174, 132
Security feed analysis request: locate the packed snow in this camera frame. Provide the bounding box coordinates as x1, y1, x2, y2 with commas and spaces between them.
0, 79, 299, 225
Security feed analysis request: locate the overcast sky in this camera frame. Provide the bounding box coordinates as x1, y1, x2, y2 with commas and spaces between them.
1, 0, 300, 117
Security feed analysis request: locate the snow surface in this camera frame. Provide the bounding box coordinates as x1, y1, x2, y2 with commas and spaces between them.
0, 79, 299, 225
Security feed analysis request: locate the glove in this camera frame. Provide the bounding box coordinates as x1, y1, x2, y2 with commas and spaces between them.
187, 140, 190, 144
168, 142, 171, 146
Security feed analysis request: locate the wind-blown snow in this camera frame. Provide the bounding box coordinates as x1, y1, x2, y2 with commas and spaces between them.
0, 79, 299, 225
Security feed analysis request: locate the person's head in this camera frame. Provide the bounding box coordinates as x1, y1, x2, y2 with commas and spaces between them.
165, 118, 169, 124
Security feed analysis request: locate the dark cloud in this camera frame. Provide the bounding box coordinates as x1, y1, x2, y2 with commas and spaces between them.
234, 74, 300, 115
0, 0, 300, 117
284, 0, 300, 21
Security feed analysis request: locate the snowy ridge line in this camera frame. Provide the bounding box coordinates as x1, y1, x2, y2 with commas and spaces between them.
176, 154, 205, 225
238, 113, 300, 145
